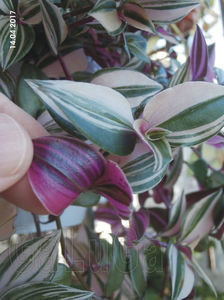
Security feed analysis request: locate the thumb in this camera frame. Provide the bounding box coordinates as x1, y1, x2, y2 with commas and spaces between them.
0, 113, 33, 193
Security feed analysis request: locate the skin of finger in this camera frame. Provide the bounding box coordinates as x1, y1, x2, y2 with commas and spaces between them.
0, 114, 34, 192
0, 93, 49, 214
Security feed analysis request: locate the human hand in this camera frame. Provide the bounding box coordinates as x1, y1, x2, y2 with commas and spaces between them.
0, 92, 48, 214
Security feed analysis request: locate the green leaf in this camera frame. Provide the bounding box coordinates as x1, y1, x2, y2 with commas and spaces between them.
16, 63, 47, 118
105, 236, 126, 297
128, 248, 146, 297
0, 16, 35, 70
26, 79, 137, 156
74, 191, 100, 207
189, 159, 208, 186
0, 232, 60, 292
0, 282, 94, 299
0, 69, 15, 99
125, 33, 150, 63
89, 0, 124, 35
52, 263, 72, 286
181, 190, 222, 245
39, 0, 68, 55
168, 244, 195, 300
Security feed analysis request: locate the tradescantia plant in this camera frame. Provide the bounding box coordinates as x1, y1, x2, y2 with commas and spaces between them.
0, 0, 224, 299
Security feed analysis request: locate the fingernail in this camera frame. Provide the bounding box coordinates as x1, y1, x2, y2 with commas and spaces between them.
0, 113, 28, 177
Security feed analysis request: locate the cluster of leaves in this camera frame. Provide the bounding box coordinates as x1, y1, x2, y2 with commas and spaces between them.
0, 0, 224, 299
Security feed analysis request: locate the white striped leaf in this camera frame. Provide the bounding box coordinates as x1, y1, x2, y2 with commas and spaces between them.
0, 282, 94, 299
89, 0, 125, 35
168, 244, 195, 300
163, 192, 186, 237
39, 0, 68, 55
180, 190, 222, 245
165, 148, 183, 188
119, 143, 168, 193
91, 68, 162, 108
169, 57, 190, 87
0, 69, 15, 99
18, 0, 41, 25
0, 231, 60, 292
26, 79, 137, 155
140, 0, 200, 24
0, 16, 35, 70
141, 82, 224, 147
0, 0, 17, 15
121, 2, 155, 33
191, 257, 217, 297
133, 119, 172, 171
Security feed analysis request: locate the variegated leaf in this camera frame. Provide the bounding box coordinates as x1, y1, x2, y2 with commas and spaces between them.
121, 2, 155, 33
140, 82, 224, 147
0, 0, 17, 15
91, 68, 162, 108
163, 192, 186, 237
0, 69, 15, 99
191, 257, 217, 297
140, 0, 200, 24
165, 148, 183, 188
89, 0, 124, 35
18, 0, 41, 25
169, 57, 190, 87
133, 120, 172, 171
26, 79, 137, 156
181, 190, 222, 245
0, 16, 35, 70
39, 0, 68, 55
28, 136, 132, 218
168, 244, 194, 300
117, 143, 169, 193
0, 282, 94, 299
0, 198, 17, 241
0, 232, 60, 292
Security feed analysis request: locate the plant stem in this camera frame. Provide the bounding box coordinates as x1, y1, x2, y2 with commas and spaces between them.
32, 214, 42, 237
55, 216, 90, 291
57, 51, 73, 80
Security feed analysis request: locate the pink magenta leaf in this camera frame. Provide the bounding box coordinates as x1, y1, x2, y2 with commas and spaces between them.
93, 160, 133, 219
28, 136, 132, 216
